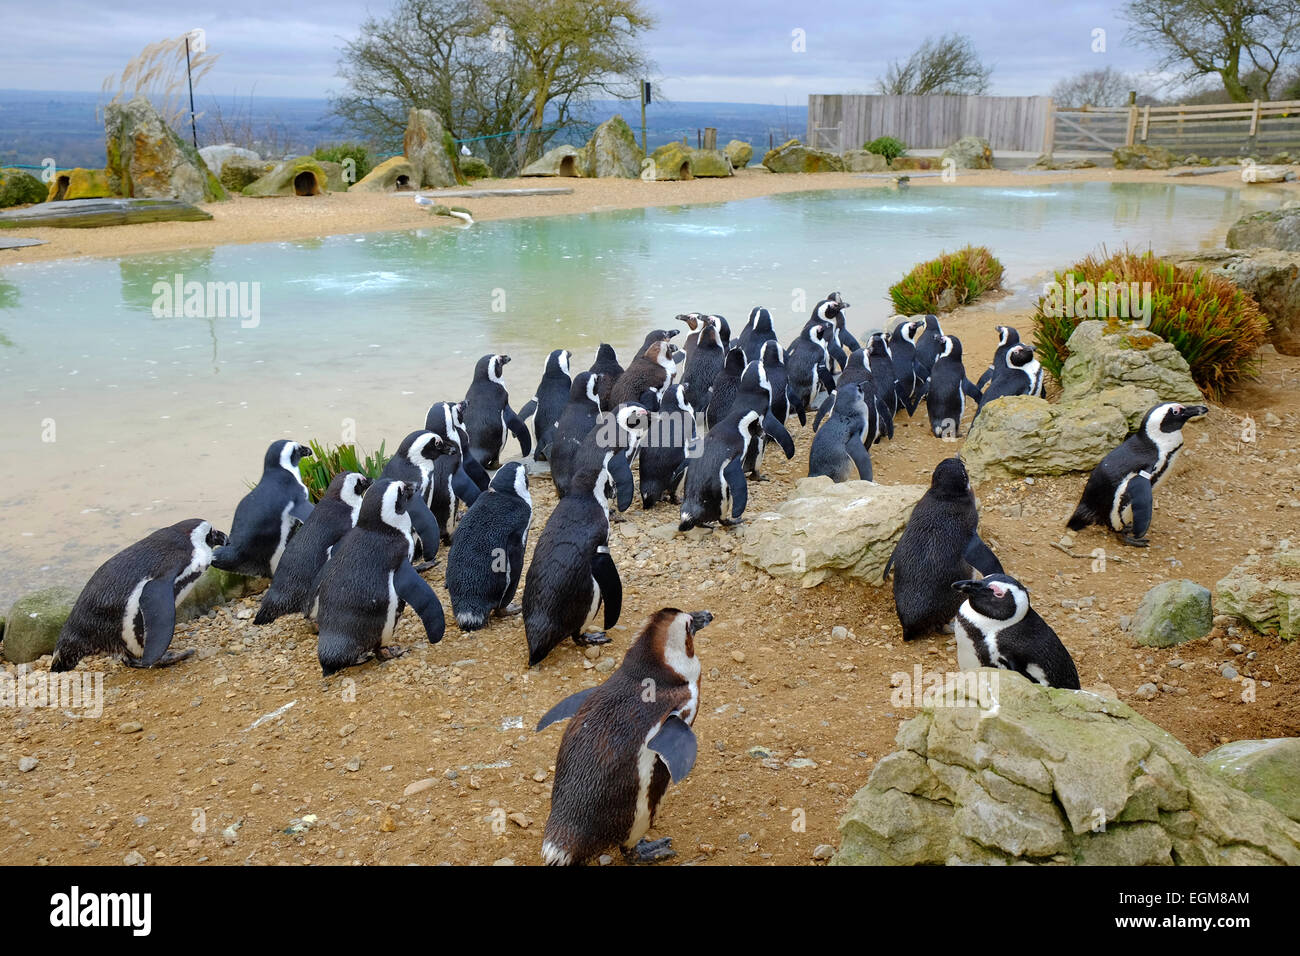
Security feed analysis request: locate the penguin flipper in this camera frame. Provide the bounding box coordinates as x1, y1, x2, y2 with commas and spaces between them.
963, 535, 1004, 577
138, 576, 179, 667
535, 686, 598, 731
963, 377, 983, 402
462, 451, 491, 491
638, 388, 661, 413
811, 392, 834, 432
1128, 472, 1154, 539
452, 462, 483, 505
829, 343, 848, 373
975, 366, 993, 390
609, 450, 636, 513
847, 437, 873, 481
395, 561, 445, 644
816, 364, 838, 395
407, 495, 443, 562
290, 498, 314, 523
762, 413, 796, 460
649, 714, 697, 783
788, 386, 808, 427
724, 456, 749, 519
591, 547, 622, 629
518, 399, 537, 422
505, 408, 533, 457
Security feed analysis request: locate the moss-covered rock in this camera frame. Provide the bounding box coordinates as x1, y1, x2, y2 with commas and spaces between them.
1203, 738, 1300, 821
459, 155, 492, 179
723, 139, 753, 169
1058, 321, 1204, 405
647, 142, 694, 180
45, 167, 111, 201
104, 96, 228, 203
176, 567, 267, 624
580, 115, 642, 178
1215, 551, 1300, 640
842, 149, 889, 172
688, 148, 732, 177
3, 587, 79, 664
315, 160, 348, 192
348, 156, 416, 192
0, 169, 48, 208
889, 156, 937, 171
941, 135, 994, 170
1132, 580, 1213, 647
521, 144, 584, 177
242, 157, 330, 197
404, 109, 460, 188
762, 138, 844, 173
219, 158, 274, 193
1113, 144, 1177, 170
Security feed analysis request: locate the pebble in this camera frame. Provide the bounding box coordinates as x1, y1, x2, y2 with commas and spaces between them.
746, 746, 773, 759
344, 757, 361, 772
595, 658, 615, 673
134, 815, 149, 827
250, 783, 264, 795
508, 812, 532, 829
532, 769, 548, 782
831, 626, 848, 640
117, 721, 144, 734
813, 844, 835, 861
1133, 683, 1159, 701
582, 646, 602, 661
492, 858, 516, 866
124, 851, 146, 866
18, 757, 38, 773
731, 650, 746, 663
404, 778, 437, 797
1228, 643, 1244, 654
598, 854, 613, 866
339, 723, 357, 737
222, 823, 240, 845
1221, 665, 1238, 680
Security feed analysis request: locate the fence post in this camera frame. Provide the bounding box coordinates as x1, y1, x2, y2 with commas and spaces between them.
1125, 105, 1137, 146
1042, 97, 1055, 154
1249, 99, 1262, 154
1140, 105, 1151, 142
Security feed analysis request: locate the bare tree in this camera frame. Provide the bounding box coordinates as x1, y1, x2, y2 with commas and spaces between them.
1050, 67, 1138, 107
1125, 0, 1300, 102
877, 33, 992, 95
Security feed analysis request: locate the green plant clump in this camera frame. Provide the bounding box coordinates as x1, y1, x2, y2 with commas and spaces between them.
312, 143, 373, 183
297, 439, 389, 503
864, 136, 907, 163
1032, 249, 1269, 401
888, 245, 1005, 315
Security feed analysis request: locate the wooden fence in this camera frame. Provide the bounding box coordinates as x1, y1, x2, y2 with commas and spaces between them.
807, 94, 1054, 152
1052, 100, 1300, 154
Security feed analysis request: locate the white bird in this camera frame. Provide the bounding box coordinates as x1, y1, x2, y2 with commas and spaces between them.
460, 144, 471, 156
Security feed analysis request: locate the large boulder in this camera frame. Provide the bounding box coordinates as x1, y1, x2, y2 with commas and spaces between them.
740, 476, 926, 587
459, 155, 492, 179
1203, 738, 1300, 822
1058, 321, 1204, 405
1174, 248, 1300, 355
1131, 580, 1213, 647
219, 158, 274, 193
314, 160, 348, 193
242, 157, 330, 197
521, 144, 584, 178
842, 149, 889, 173
104, 96, 227, 203
197, 145, 261, 178
1215, 550, 1300, 640
762, 138, 844, 173
1244, 164, 1294, 184
1228, 207, 1300, 251
0, 169, 47, 208
46, 168, 111, 201
833, 670, 1300, 865
403, 108, 461, 188
580, 115, 642, 178
3, 587, 78, 664
648, 142, 694, 180
941, 135, 993, 170
176, 567, 267, 624
687, 148, 732, 178
723, 140, 753, 169
1113, 144, 1177, 169
349, 156, 416, 193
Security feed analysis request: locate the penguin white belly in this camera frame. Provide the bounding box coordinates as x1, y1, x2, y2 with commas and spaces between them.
1025, 663, 1049, 685
270, 501, 295, 574
626, 728, 660, 848
954, 618, 982, 673
381, 571, 399, 642
120, 578, 150, 657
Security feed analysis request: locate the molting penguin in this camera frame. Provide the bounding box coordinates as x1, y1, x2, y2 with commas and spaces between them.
704, 346, 747, 429
609, 340, 681, 411
1066, 402, 1208, 547
680, 319, 725, 412
639, 384, 696, 508
589, 344, 624, 411
517, 349, 573, 462
445, 461, 532, 631
424, 400, 490, 543
976, 325, 1022, 391
924, 334, 981, 439
975, 343, 1043, 417
463, 353, 532, 468
889, 319, 926, 416
549, 371, 603, 497
953, 574, 1081, 689
51, 519, 228, 671
523, 405, 648, 665
785, 317, 838, 413
211, 439, 313, 578
884, 457, 1004, 641
253, 473, 371, 626
312, 479, 446, 676
737, 307, 777, 361
808, 382, 875, 482
381, 429, 452, 559
537, 607, 713, 865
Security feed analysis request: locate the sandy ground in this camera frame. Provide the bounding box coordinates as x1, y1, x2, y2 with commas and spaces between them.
0, 165, 1277, 265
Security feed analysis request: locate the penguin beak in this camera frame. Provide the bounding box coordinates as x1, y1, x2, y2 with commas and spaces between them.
209, 529, 229, 547
688, 610, 713, 633
952, 580, 984, 594
298, 444, 314, 459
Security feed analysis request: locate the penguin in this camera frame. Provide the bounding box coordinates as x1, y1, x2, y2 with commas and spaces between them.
537, 607, 713, 866
589, 343, 624, 411
812, 347, 872, 432
517, 349, 572, 462
975, 343, 1043, 416
380, 429, 452, 560
424, 400, 491, 543
952, 575, 1081, 689
808, 382, 875, 482
609, 340, 681, 411
825, 291, 860, 353
889, 319, 926, 416
911, 314, 946, 376
734, 350, 792, 479
785, 317, 838, 413
446, 462, 532, 631
312, 479, 446, 676
638, 384, 696, 508
883, 457, 1003, 642
737, 306, 777, 361
975, 325, 1022, 391
211, 439, 314, 578
704, 346, 747, 429
253, 472, 371, 626
676, 312, 730, 361
1066, 402, 1209, 547
805, 297, 850, 371
924, 334, 982, 439
523, 404, 648, 665
549, 371, 603, 498
50, 519, 228, 672
463, 353, 532, 468
680, 319, 725, 412
759, 340, 805, 430
866, 332, 897, 439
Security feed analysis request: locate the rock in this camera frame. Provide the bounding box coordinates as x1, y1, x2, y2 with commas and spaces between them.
889, 156, 937, 171
580, 115, 642, 178
1026, 154, 1096, 171
314, 160, 348, 193
1173, 248, 1300, 356
0, 197, 211, 229
1227, 205, 1300, 251
242, 157, 330, 197
723, 140, 753, 169
45, 167, 111, 202
403, 778, 437, 797
404, 108, 461, 188
3, 586, 78, 664
1215, 551, 1300, 640
761, 138, 844, 173
1058, 321, 1203, 405
176, 567, 265, 623
521, 144, 584, 178
813, 843, 835, 861
349, 156, 416, 193
940, 136, 993, 170
1133, 682, 1159, 700
841, 149, 889, 172
1221, 664, 1238, 679
647, 142, 694, 180
0, 168, 48, 208
1203, 738, 1300, 821
104, 96, 227, 202
1113, 144, 1177, 170
18, 756, 38, 773
124, 850, 146, 866
459, 155, 492, 179
740, 476, 927, 586
832, 671, 1300, 865
687, 148, 733, 178
219, 158, 274, 193
197, 145, 261, 178
1131, 580, 1212, 647
1245, 164, 1294, 184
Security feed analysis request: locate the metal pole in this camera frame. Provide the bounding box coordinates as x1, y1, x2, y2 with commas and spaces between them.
640, 80, 648, 156
185, 36, 198, 149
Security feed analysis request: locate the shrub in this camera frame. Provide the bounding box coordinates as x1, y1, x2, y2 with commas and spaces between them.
864, 136, 907, 163
0, 168, 47, 208
1032, 249, 1268, 401
312, 143, 373, 182
297, 439, 389, 503
889, 245, 1005, 314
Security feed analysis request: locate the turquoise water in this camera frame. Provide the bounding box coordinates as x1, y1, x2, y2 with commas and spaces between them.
0, 181, 1274, 605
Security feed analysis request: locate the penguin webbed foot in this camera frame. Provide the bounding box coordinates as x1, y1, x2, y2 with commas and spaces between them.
412, 559, 439, 573
720, 516, 744, 528
1120, 532, 1150, 548
573, 631, 611, 647
623, 837, 676, 864
494, 603, 523, 618
123, 648, 195, 669
377, 644, 407, 661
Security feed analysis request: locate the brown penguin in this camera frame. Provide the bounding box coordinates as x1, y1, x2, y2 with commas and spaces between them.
537, 607, 712, 865
608, 339, 681, 411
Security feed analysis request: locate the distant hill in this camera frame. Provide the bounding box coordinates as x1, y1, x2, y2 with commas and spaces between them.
0, 89, 806, 169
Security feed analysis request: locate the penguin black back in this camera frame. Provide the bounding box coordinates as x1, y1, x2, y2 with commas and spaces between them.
589, 344, 623, 411
211, 439, 314, 579
518, 349, 573, 462
680, 321, 725, 412
463, 353, 531, 468
704, 346, 747, 429
446, 461, 533, 631
549, 371, 604, 498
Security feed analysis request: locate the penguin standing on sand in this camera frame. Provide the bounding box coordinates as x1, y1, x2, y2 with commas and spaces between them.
676, 313, 730, 361
312, 479, 446, 676
51, 519, 228, 671
812, 347, 872, 432
866, 332, 897, 438
808, 382, 875, 482
976, 343, 1043, 416
953, 575, 1081, 689
824, 291, 860, 356
884, 457, 1003, 641
911, 314, 946, 377
759, 340, 805, 430
446, 462, 532, 631
537, 607, 713, 866
925, 335, 982, 439
517, 349, 573, 462
731, 356, 788, 478
380, 429, 452, 560
549, 371, 603, 497
424, 400, 490, 543
737, 307, 777, 361
976, 325, 1022, 390
589, 344, 624, 411
609, 340, 681, 410
680, 320, 725, 412
889, 319, 926, 416
805, 297, 851, 371
211, 439, 314, 578
1067, 402, 1208, 547
639, 384, 696, 508
785, 318, 838, 413
523, 405, 648, 665
463, 354, 532, 468
704, 346, 747, 429
254, 473, 371, 626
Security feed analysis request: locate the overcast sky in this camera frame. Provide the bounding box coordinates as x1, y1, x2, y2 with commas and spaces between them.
0, 0, 1156, 103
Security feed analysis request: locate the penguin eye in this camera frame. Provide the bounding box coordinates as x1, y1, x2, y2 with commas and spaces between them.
989, 584, 1007, 598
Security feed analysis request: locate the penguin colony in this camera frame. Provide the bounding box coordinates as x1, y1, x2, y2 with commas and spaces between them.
49, 301, 1208, 865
